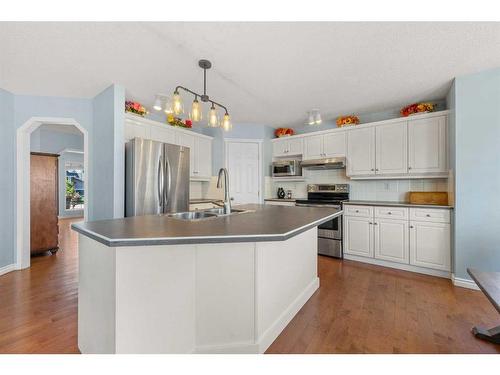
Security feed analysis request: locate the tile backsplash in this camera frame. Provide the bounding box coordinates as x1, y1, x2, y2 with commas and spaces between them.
268, 169, 449, 201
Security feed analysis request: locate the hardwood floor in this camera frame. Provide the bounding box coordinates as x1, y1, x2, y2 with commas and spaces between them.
0, 220, 498, 354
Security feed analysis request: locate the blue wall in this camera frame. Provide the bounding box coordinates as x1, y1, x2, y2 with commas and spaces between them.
0, 85, 124, 269
451, 67, 500, 279
0, 89, 15, 269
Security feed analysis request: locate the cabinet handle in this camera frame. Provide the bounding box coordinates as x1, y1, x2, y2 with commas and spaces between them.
355, 210, 359, 213
426, 214, 431, 217
369, 222, 373, 225
387, 212, 392, 215
408, 166, 412, 170
375, 168, 379, 171
410, 225, 414, 229
374, 222, 378, 225
371, 168, 374, 171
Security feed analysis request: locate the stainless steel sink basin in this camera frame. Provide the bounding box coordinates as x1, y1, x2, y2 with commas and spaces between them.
202, 208, 247, 215
167, 211, 218, 220
167, 208, 253, 221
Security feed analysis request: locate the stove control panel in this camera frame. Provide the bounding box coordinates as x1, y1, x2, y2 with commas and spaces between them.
307, 184, 350, 193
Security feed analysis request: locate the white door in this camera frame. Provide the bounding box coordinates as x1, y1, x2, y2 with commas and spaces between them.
226, 141, 261, 204
323, 132, 346, 157
409, 221, 451, 271
374, 219, 409, 264
150, 126, 176, 144
347, 127, 376, 176
272, 139, 288, 157
196, 137, 212, 179
303, 134, 323, 160
176, 133, 196, 176
375, 121, 407, 175
344, 216, 374, 258
408, 116, 447, 174
287, 138, 303, 156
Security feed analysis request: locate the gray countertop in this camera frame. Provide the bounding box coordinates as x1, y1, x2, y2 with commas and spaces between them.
343, 200, 453, 209
71, 204, 342, 247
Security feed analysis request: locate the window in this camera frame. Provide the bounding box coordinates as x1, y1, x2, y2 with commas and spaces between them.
65, 163, 84, 211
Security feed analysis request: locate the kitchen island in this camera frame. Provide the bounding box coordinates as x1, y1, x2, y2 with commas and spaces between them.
72, 204, 342, 354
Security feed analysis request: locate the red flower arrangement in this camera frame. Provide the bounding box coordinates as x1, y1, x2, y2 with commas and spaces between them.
274, 128, 295, 138
400, 103, 434, 117
125, 101, 147, 117
336, 115, 360, 127
167, 113, 193, 128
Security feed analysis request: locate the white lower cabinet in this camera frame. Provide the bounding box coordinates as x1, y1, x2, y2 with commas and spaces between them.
344, 216, 374, 258
409, 221, 451, 271
343, 204, 451, 276
374, 219, 409, 264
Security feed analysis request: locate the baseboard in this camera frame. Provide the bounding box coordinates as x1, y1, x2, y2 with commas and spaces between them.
194, 341, 259, 354
451, 274, 479, 290
0, 263, 17, 276
257, 277, 320, 353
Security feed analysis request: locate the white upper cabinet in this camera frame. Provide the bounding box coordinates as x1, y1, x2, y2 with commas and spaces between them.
304, 132, 346, 160
196, 137, 212, 179
273, 137, 303, 157
323, 132, 346, 158
347, 127, 376, 176
125, 120, 151, 142
375, 121, 407, 175
408, 116, 447, 174
175, 132, 196, 176
303, 135, 323, 159
150, 125, 176, 144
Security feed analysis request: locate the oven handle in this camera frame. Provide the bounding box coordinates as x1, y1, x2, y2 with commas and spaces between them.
295, 203, 342, 208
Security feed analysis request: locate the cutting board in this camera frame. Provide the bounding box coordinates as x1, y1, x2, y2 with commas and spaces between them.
408, 191, 448, 206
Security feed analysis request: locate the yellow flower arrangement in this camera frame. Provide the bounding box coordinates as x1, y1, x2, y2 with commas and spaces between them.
336, 115, 360, 127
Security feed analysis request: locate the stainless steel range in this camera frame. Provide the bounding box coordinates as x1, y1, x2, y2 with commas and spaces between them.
295, 184, 349, 258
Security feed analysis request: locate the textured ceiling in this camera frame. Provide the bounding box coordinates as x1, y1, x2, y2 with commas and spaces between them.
1, 22, 500, 127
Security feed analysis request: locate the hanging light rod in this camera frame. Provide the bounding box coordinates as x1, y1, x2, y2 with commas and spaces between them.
154, 59, 231, 130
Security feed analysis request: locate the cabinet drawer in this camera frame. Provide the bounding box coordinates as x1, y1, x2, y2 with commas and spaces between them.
344, 205, 373, 218
374, 206, 408, 220
409, 208, 450, 223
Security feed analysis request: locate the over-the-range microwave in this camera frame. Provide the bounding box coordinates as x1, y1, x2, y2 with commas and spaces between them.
272, 159, 302, 177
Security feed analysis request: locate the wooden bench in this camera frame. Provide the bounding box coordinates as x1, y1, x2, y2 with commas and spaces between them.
467, 268, 500, 344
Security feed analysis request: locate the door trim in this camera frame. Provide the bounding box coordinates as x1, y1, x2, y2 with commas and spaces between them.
224, 139, 263, 204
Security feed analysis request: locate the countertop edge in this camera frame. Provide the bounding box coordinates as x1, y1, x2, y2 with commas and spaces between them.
343, 201, 454, 209
71, 210, 343, 247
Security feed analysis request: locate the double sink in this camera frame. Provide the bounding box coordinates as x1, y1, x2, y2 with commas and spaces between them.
167, 207, 250, 221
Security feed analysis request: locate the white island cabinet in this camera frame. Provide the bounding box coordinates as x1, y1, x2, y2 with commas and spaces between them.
74, 204, 341, 354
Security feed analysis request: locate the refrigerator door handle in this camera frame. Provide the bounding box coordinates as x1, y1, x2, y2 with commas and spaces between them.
164, 155, 172, 209
157, 155, 164, 210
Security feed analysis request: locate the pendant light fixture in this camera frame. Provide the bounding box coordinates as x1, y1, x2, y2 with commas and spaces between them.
153, 59, 231, 131
307, 109, 322, 125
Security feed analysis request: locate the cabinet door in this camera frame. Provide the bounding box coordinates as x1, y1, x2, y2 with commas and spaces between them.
374, 219, 409, 264
375, 121, 407, 175
272, 139, 288, 157
124, 121, 150, 142
408, 116, 447, 174
344, 216, 374, 258
176, 132, 196, 176
196, 137, 212, 178
303, 134, 323, 160
287, 137, 303, 156
346, 127, 376, 176
150, 126, 176, 144
323, 132, 346, 157
409, 221, 450, 271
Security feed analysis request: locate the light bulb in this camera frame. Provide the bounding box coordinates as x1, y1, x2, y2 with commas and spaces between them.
164, 98, 173, 114
153, 96, 162, 111
172, 91, 183, 115
222, 113, 232, 132
307, 112, 315, 125
190, 98, 202, 122
208, 105, 219, 128
314, 111, 322, 124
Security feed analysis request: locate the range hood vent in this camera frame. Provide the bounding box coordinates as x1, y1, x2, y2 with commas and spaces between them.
300, 157, 346, 170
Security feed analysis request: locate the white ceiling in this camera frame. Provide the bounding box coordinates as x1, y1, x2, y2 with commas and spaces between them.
1, 22, 500, 127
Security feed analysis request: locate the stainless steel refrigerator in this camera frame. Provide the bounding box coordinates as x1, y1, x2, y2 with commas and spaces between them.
125, 138, 190, 216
